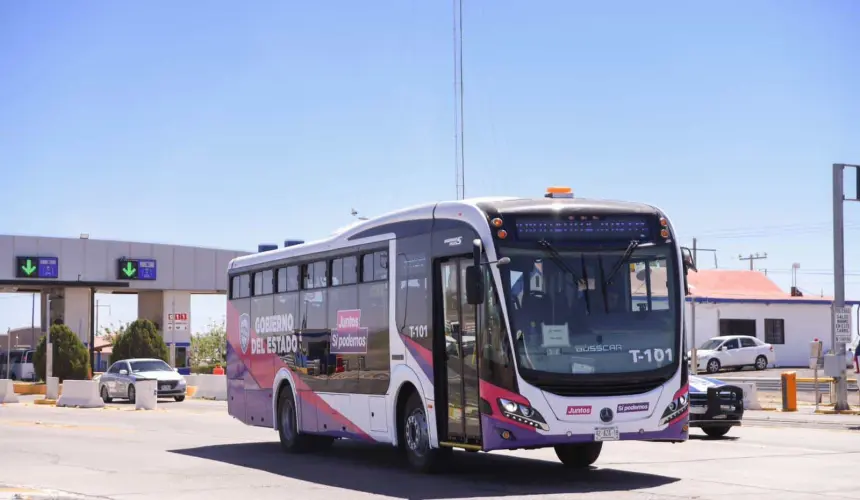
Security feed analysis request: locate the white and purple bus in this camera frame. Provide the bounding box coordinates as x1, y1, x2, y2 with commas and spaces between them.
226, 187, 695, 472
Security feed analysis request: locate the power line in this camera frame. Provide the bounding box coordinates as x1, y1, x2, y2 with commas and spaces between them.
694, 221, 860, 240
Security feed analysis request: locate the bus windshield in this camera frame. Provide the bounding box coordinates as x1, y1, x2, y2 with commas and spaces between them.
499, 243, 679, 377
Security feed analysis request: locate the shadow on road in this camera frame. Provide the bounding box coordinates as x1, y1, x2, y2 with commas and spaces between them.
170, 441, 679, 499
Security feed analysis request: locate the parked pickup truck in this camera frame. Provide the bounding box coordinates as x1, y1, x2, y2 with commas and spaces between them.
688, 375, 744, 438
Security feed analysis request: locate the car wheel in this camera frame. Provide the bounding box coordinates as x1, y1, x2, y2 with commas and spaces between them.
706, 358, 721, 374
100, 385, 112, 403
755, 356, 768, 371
174, 396, 185, 402
127, 384, 136, 404
555, 442, 603, 468
703, 426, 731, 438
400, 392, 447, 473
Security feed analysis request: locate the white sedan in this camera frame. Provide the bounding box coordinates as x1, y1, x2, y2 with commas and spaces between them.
690, 335, 775, 374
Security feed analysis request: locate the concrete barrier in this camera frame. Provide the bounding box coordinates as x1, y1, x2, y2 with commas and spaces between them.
56, 380, 105, 408
134, 380, 158, 410
46, 377, 59, 400
731, 381, 762, 410
193, 374, 227, 400
0, 379, 19, 404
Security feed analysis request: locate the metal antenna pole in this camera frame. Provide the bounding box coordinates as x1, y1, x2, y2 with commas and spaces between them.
453, 0, 465, 200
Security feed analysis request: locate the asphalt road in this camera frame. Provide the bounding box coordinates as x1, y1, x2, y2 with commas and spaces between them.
1, 397, 859, 499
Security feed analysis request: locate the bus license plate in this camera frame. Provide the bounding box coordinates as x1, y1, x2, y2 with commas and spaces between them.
594, 427, 619, 441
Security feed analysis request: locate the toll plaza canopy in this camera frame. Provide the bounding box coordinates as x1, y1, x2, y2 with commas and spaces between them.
0, 234, 249, 374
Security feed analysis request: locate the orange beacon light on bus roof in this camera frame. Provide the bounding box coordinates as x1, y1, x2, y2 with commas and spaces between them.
545, 186, 574, 199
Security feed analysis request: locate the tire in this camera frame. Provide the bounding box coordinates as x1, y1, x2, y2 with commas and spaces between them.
100, 385, 112, 403
127, 384, 136, 404
554, 442, 603, 468
703, 426, 731, 438
706, 358, 721, 374
174, 395, 185, 402
400, 392, 446, 473
277, 387, 312, 453
754, 356, 768, 371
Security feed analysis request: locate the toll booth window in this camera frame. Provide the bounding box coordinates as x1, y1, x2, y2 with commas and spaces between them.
175, 346, 188, 368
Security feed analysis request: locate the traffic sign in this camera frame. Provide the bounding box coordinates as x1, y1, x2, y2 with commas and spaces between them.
117, 259, 158, 280
834, 306, 852, 344
15, 256, 59, 279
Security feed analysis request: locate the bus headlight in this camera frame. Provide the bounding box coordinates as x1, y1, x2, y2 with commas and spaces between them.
660, 392, 689, 426
497, 398, 550, 431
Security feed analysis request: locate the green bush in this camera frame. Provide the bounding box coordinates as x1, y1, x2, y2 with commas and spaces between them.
191, 364, 218, 374
110, 319, 168, 363
33, 324, 91, 383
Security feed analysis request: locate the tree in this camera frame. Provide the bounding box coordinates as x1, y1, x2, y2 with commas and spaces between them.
33, 324, 91, 382
110, 319, 168, 363
190, 320, 226, 368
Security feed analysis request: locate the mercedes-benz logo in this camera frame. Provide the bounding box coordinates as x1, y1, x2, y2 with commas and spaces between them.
599, 407, 614, 423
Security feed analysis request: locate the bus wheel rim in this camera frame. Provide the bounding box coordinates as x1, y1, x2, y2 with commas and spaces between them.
405, 409, 427, 457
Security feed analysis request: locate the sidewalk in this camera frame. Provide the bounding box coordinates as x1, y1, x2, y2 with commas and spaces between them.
745, 407, 860, 430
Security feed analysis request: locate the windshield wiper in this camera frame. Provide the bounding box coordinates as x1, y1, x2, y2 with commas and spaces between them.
536, 239, 582, 284
603, 239, 640, 287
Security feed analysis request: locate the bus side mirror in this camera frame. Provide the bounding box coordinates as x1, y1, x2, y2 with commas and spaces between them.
466, 265, 484, 305
681, 247, 697, 273
467, 238, 485, 305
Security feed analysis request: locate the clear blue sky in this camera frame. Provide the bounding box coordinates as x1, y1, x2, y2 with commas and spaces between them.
1, 0, 859, 336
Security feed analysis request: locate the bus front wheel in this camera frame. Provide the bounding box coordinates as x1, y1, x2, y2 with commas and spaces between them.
554, 442, 603, 469
400, 393, 447, 473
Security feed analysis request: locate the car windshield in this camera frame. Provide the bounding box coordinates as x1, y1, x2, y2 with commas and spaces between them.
500, 243, 678, 376
130, 360, 172, 372
699, 339, 723, 350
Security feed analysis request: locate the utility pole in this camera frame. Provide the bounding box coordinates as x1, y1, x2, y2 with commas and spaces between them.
739, 252, 767, 270
831, 163, 860, 411
692, 238, 719, 268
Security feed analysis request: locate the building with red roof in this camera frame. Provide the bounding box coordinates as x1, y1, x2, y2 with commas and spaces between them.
686, 269, 860, 367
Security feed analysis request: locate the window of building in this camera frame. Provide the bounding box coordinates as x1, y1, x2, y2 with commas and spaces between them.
764, 318, 785, 344
718, 318, 755, 337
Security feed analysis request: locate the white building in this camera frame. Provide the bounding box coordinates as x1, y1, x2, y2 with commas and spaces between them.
685, 269, 859, 368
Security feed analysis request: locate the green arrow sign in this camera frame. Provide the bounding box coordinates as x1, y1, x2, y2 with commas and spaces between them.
122, 261, 136, 277
20, 259, 36, 276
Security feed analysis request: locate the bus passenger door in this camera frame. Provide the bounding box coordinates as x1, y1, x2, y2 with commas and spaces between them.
438, 258, 482, 446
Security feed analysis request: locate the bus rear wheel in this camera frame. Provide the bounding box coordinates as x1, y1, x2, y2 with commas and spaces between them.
278, 387, 313, 453
554, 442, 603, 469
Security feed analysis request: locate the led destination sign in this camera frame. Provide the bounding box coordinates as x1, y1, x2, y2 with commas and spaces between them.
514, 216, 652, 241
